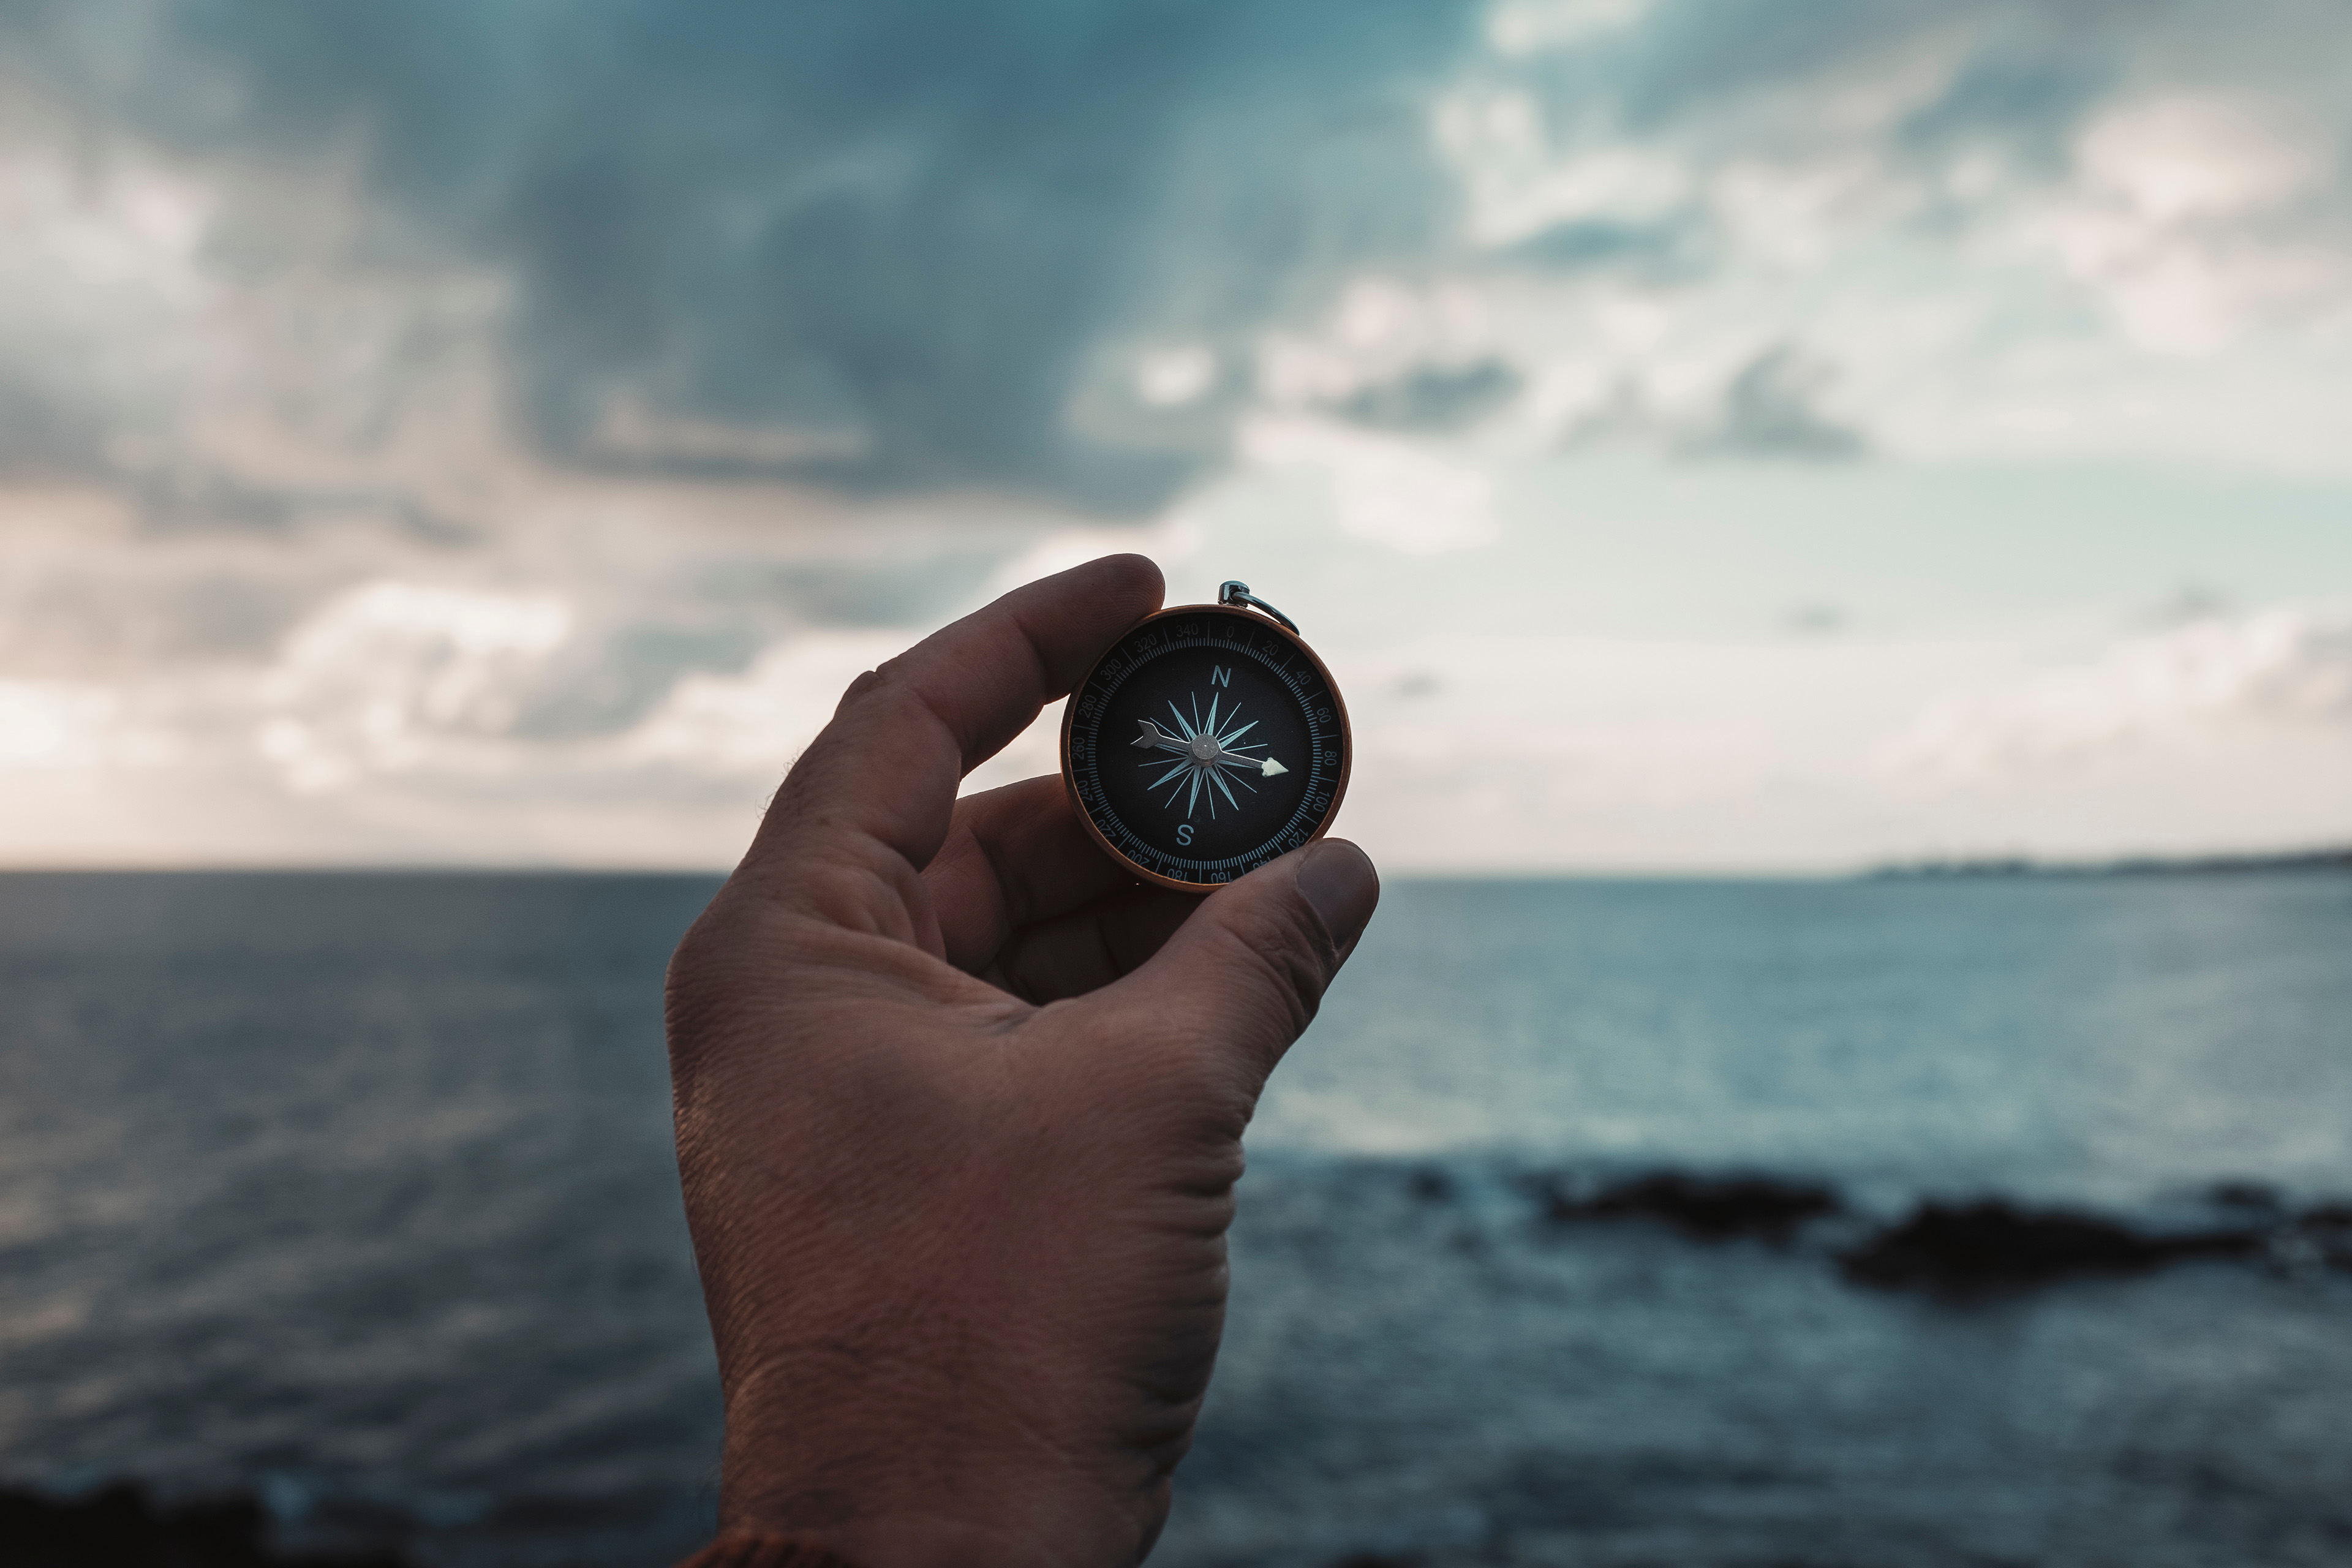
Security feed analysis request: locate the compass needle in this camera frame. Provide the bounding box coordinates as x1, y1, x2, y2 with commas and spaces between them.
1137, 720, 1189, 756
1262, 757, 1289, 777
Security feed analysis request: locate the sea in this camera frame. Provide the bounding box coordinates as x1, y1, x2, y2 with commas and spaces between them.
3, 870, 2350, 1567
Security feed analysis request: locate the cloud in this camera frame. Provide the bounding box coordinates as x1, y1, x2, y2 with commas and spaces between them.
1333, 359, 1524, 432
256, 582, 573, 793
1486, 0, 1657, 58
2041, 93, 2350, 354
1433, 88, 1697, 250
0, 130, 218, 475
1683, 344, 1866, 459
2076, 95, 2325, 224
623, 630, 911, 782
1502, 216, 1710, 279
1555, 343, 1867, 459
1235, 415, 1499, 556
11, 0, 2352, 521
0, 680, 123, 767
1880, 606, 2352, 777
4, 0, 1493, 515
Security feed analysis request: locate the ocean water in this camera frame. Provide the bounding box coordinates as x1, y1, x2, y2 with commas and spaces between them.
3, 871, 2350, 1566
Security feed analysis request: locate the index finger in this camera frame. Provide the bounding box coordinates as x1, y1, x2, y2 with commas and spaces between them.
744, 552, 1163, 894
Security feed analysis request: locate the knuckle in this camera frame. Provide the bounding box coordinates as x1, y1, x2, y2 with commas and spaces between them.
839, 666, 891, 709
796, 853, 925, 941
837, 664, 928, 734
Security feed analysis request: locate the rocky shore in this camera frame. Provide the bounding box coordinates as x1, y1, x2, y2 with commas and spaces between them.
1518, 1168, 2352, 1294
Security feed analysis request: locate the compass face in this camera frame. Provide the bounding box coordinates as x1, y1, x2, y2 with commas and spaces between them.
1060, 606, 1351, 889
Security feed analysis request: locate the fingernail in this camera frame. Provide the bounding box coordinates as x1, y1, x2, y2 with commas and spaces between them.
1297, 839, 1379, 953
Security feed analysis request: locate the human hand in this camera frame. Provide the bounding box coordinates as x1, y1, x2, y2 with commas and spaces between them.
665, 554, 1380, 1568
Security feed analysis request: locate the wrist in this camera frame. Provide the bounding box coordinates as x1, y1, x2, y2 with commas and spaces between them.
717, 1365, 1151, 1568
716, 1516, 1077, 1568
722, 1476, 1139, 1568
683, 1539, 866, 1568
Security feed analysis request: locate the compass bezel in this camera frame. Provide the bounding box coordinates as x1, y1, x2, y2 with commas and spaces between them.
1058, 602, 1353, 892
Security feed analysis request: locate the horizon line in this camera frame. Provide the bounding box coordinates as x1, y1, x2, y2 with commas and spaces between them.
1, 844, 2346, 882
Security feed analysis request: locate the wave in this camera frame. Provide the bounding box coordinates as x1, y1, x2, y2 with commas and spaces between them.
13, 1164, 2349, 1568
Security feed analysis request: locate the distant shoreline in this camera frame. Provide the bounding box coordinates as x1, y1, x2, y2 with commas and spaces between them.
1871, 846, 2352, 880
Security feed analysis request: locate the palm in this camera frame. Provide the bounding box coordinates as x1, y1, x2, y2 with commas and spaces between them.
924, 777, 1203, 1005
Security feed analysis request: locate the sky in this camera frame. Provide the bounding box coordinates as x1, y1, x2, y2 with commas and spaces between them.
2, 0, 2350, 873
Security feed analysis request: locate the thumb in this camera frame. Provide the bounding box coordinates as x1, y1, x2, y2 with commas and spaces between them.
1100, 839, 1380, 1095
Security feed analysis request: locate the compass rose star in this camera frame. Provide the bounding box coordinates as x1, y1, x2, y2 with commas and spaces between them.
1133, 689, 1286, 820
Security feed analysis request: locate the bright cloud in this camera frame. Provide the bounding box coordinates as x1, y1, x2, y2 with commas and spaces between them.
1484, 0, 1654, 58
624, 631, 910, 781
1880, 606, 2352, 778
0, 682, 119, 767
1234, 417, 1499, 556
257, 584, 574, 794
2039, 94, 2348, 355
2077, 96, 2326, 225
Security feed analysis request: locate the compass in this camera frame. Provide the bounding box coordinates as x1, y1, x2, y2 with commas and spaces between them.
1060, 581, 1352, 891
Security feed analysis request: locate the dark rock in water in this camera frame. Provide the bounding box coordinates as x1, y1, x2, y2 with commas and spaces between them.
1540, 1172, 1841, 1243
2299, 1204, 2352, 1273
0, 1481, 411, 1567
2209, 1180, 2286, 1213
1406, 1166, 1455, 1204
1841, 1200, 2261, 1294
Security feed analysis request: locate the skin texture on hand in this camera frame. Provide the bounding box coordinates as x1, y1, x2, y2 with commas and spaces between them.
665, 555, 1381, 1568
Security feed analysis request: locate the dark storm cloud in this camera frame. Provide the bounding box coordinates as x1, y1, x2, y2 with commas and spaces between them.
6, 0, 1488, 514
4, 0, 2330, 524
0, 372, 108, 476
1896, 51, 2113, 167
